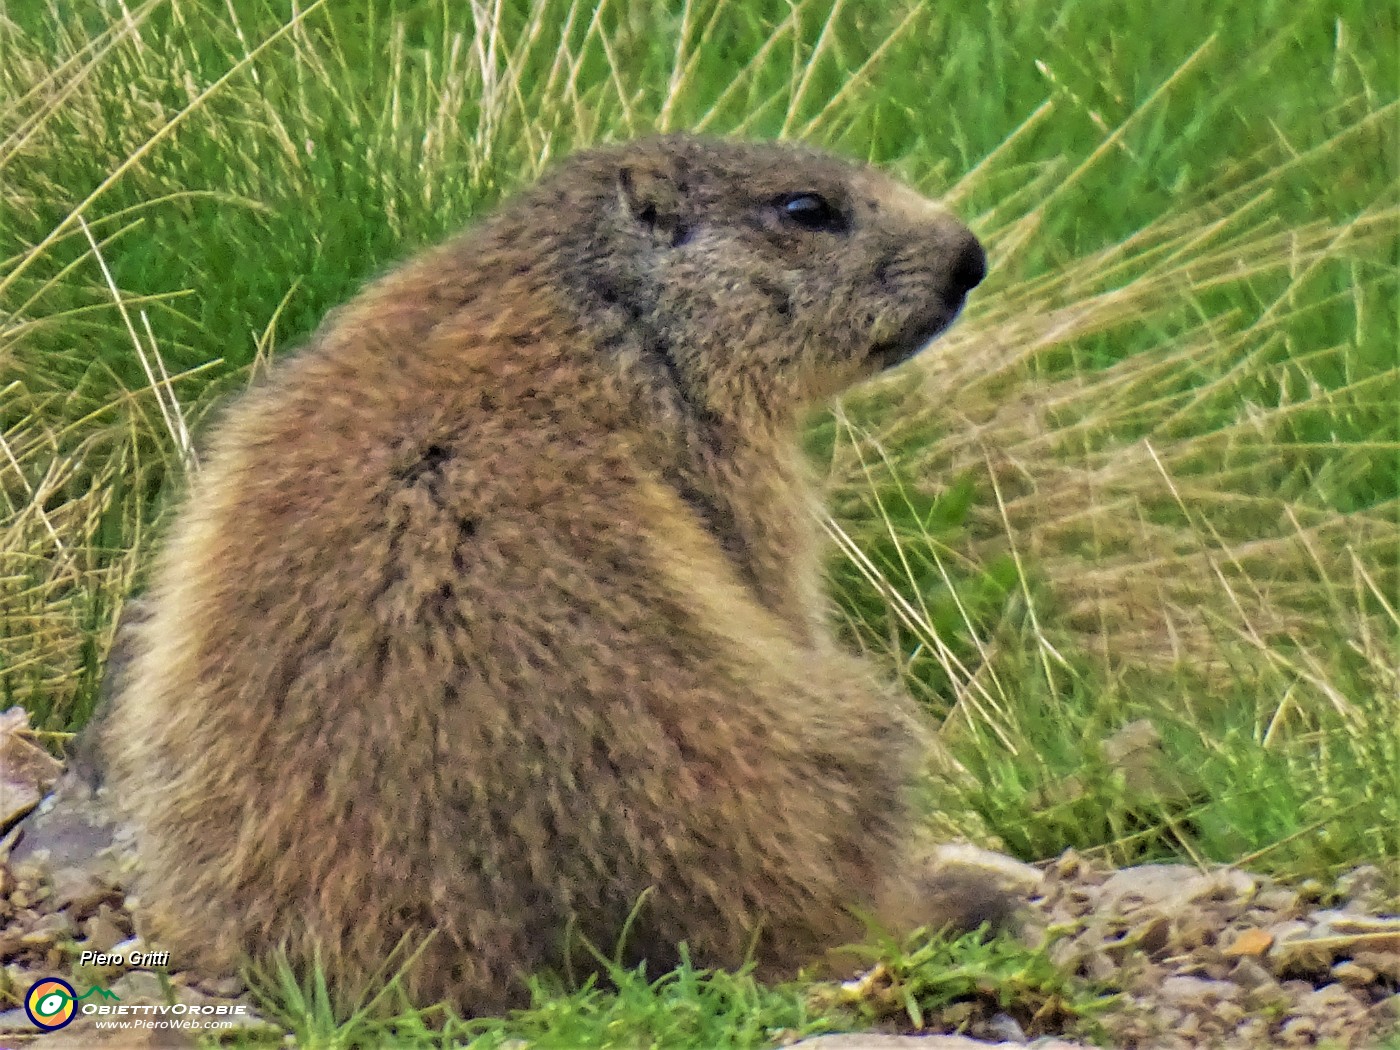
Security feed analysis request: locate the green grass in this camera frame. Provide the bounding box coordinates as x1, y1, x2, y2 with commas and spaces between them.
2, 0, 1397, 1044
218, 927, 1112, 1048
238, 946, 839, 1049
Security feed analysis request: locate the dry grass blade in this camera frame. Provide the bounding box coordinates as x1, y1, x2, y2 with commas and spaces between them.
0, 0, 329, 302
834, 191, 1396, 710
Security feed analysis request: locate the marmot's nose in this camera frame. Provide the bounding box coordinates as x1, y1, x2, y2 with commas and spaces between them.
948, 231, 987, 296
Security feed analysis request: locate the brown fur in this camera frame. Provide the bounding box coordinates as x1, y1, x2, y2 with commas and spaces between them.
99, 134, 988, 1016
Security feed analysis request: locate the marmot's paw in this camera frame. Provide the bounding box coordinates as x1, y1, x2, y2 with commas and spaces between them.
914, 842, 1043, 938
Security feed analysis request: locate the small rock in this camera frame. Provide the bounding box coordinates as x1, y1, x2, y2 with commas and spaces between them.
1158, 974, 1241, 1007
1222, 926, 1273, 957
1213, 1001, 1244, 1027
1331, 959, 1376, 986
1296, 878, 1328, 902
1335, 865, 1387, 906
1277, 1015, 1319, 1047
1098, 864, 1255, 915
786, 1038, 1091, 1049
1253, 886, 1302, 914
1133, 914, 1171, 956
1234, 1017, 1271, 1043
1228, 956, 1275, 990
1066, 887, 1095, 908
983, 1012, 1027, 1042
84, 906, 128, 955
18, 927, 59, 949
1309, 909, 1400, 939
1354, 949, 1400, 982
0, 708, 65, 830
1244, 980, 1293, 1012
109, 969, 168, 1001
1274, 940, 1338, 978
1292, 982, 1371, 1043
1266, 919, 1311, 944
1194, 958, 1230, 981
1169, 912, 1215, 952
29, 910, 73, 938
1296, 982, 1364, 1012
1047, 935, 1083, 971
192, 974, 247, 998
1373, 994, 1400, 1021
6, 769, 127, 922
1149, 1010, 1183, 1035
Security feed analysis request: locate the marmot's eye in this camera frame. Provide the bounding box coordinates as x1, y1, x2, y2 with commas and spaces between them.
774, 193, 847, 233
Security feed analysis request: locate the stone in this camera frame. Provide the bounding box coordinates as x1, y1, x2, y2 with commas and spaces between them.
1222, 927, 1273, 957
1354, 949, 1400, 982
786, 1037, 1092, 1049
84, 907, 129, 955
1158, 974, 1241, 1006
1331, 960, 1375, 986
0, 708, 63, 830
109, 969, 168, 1001
1252, 887, 1301, 914
1335, 865, 1386, 906
1097, 865, 1255, 915
1227, 956, 1275, 990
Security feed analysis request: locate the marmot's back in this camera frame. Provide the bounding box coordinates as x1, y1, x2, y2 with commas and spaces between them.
100, 133, 986, 1015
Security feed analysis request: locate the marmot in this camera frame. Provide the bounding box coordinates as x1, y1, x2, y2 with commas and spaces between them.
98, 133, 991, 1016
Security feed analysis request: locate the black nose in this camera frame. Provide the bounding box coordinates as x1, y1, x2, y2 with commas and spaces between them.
949, 232, 987, 296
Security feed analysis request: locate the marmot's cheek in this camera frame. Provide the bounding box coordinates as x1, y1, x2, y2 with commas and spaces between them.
801, 355, 864, 403
864, 304, 960, 371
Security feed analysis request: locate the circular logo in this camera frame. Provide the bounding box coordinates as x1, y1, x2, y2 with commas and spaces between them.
25, 978, 77, 1031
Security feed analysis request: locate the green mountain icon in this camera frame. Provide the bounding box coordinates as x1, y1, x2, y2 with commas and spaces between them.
73, 987, 120, 1002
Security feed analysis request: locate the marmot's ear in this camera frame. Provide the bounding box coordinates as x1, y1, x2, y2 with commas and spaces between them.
617, 161, 692, 247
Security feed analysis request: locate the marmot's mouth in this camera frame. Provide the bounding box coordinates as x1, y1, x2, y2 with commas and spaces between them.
868, 304, 961, 370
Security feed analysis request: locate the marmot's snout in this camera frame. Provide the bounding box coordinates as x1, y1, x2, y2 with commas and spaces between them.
927, 214, 987, 308
868, 219, 986, 371
948, 230, 987, 298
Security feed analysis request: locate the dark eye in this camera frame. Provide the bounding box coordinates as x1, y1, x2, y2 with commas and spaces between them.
774, 193, 847, 233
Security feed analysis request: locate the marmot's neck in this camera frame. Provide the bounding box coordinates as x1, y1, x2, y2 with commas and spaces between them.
574, 321, 827, 645
661, 412, 828, 647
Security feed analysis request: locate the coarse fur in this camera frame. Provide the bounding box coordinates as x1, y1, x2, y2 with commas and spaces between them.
99, 134, 989, 1016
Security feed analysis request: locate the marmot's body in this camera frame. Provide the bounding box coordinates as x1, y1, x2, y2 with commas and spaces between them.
99, 135, 987, 1015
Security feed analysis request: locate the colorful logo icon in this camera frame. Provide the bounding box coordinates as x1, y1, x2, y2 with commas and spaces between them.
24, 978, 77, 1031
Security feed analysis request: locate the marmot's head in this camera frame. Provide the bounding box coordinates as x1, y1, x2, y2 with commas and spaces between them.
490, 134, 985, 425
